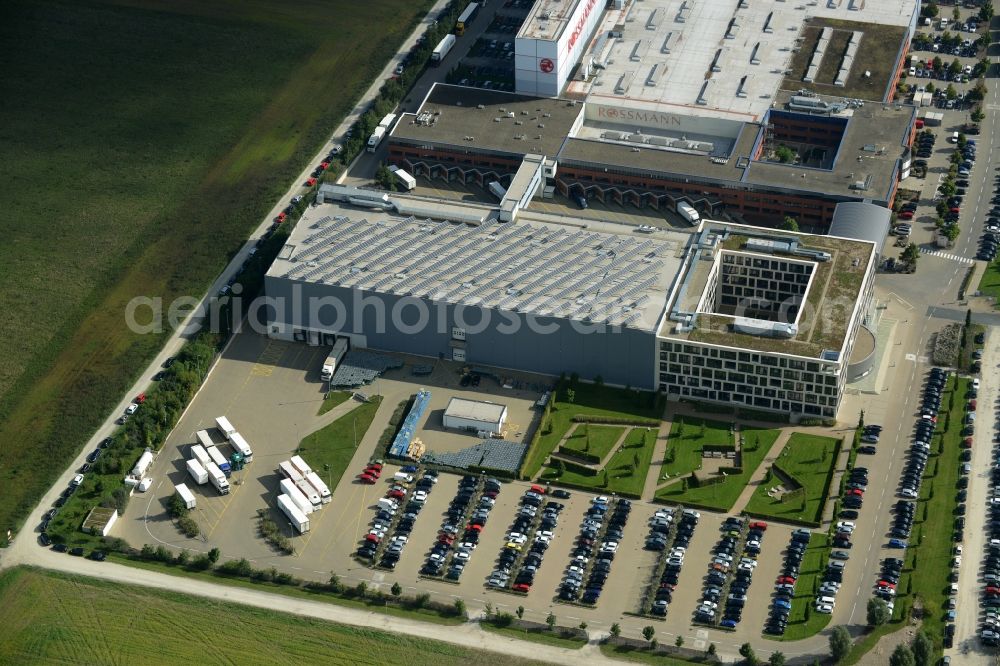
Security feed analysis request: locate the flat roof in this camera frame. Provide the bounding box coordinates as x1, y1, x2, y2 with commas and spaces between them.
745, 95, 913, 202
444, 397, 508, 424
566, 0, 915, 121
391, 85, 581, 158
269, 199, 688, 333
660, 222, 876, 360
518, 0, 585, 41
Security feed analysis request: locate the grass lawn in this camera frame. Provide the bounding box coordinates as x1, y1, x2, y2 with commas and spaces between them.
978, 259, 1000, 303
318, 391, 353, 416
522, 383, 662, 478
0, 567, 542, 665
561, 424, 624, 460
958, 323, 986, 371
540, 428, 657, 497
300, 397, 383, 490
481, 623, 586, 649
0, 0, 435, 544
744, 433, 841, 524
655, 427, 781, 511
767, 533, 832, 641
661, 418, 733, 480
599, 643, 713, 665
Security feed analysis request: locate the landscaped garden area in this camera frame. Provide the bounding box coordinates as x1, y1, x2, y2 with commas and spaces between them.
745, 433, 841, 525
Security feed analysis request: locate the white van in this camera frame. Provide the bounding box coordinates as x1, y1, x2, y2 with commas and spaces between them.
393, 472, 414, 484
818, 595, 837, 606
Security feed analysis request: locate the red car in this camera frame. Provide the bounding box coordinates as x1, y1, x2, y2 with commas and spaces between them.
388, 489, 405, 500
969, 400, 977, 411
950, 207, 960, 214
512, 583, 531, 593
365, 534, 380, 543
897, 211, 914, 220
306, 177, 317, 187
530, 484, 546, 494
276, 211, 287, 223
776, 576, 796, 585
368, 462, 383, 472
987, 585, 1000, 595
438, 534, 454, 544
357, 473, 376, 484
847, 488, 864, 497
364, 466, 381, 478
467, 523, 483, 532
134, 392, 146, 404
320, 162, 330, 170
962, 437, 974, 449
749, 521, 768, 530
483, 490, 499, 499
877, 580, 896, 589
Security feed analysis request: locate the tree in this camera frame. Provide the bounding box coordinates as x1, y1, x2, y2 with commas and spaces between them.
208, 547, 221, 563
972, 106, 986, 123
902, 242, 920, 266
374, 164, 397, 191
675, 636, 684, 647
769, 652, 786, 666
391, 581, 402, 597
516, 605, 524, 620
922, 2, 938, 18
454, 598, 466, 617
866, 597, 890, 626
925, 81, 936, 94
949, 58, 962, 76
829, 626, 852, 663
890, 644, 916, 666
554, 458, 566, 477
708, 643, 717, 656
775, 145, 796, 163
579, 621, 588, 631
911, 631, 933, 666
953, 7, 961, 22
566, 389, 576, 404
971, 81, 988, 101
610, 622, 621, 638
980, 1, 994, 23
642, 625, 656, 643
739, 643, 758, 666
932, 56, 943, 72
944, 223, 960, 243
946, 84, 958, 101
781, 216, 799, 232
546, 612, 556, 631
857, 409, 864, 430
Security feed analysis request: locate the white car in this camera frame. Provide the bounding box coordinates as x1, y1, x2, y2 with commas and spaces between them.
537, 530, 554, 540
836, 521, 856, 531
125, 403, 139, 415
71, 474, 84, 487
454, 550, 471, 561
953, 556, 962, 568
593, 495, 610, 505
412, 491, 428, 503
699, 601, 718, 610
974, 378, 981, 389
815, 604, 834, 614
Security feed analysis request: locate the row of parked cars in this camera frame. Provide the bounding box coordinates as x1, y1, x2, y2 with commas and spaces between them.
489, 485, 564, 592
645, 508, 699, 617
978, 357, 1000, 646
696, 518, 766, 628
423, 475, 501, 579
764, 528, 812, 635
558, 496, 629, 605
977, 170, 1000, 261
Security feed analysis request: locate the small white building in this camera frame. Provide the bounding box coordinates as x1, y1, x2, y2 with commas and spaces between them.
442, 397, 508, 435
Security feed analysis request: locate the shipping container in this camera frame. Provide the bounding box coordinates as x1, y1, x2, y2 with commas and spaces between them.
186, 458, 209, 485
175, 483, 197, 509
277, 494, 310, 533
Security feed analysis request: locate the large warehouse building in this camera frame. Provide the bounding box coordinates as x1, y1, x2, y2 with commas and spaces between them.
390, 0, 921, 229
264, 199, 879, 418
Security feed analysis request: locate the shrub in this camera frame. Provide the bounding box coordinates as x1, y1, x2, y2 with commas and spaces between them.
177, 516, 200, 538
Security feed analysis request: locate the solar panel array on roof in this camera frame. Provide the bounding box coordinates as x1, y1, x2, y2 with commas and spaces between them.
422, 439, 527, 473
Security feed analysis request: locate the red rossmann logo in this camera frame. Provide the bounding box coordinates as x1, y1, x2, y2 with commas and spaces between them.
565, 0, 599, 54
539, 58, 554, 73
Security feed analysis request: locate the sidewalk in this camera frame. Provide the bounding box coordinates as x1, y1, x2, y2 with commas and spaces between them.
729, 430, 792, 514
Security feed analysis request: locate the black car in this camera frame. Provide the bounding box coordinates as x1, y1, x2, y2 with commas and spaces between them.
550, 489, 571, 499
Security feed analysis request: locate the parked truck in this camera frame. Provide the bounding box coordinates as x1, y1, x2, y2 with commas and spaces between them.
290, 455, 313, 477
431, 33, 457, 65
388, 165, 417, 191
174, 483, 197, 510
320, 338, 350, 381
304, 471, 332, 504
186, 458, 209, 485
280, 478, 315, 515
378, 113, 398, 131
205, 462, 230, 495
229, 431, 254, 462
277, 494, 310, 534
215, 416, 236, 440
205, 445, 232, 477
189, 443, 211, 468
675, 201, 700, 226
367, 126, 386, 153
296, 478, 322, 508
278, 460, 303, 483
196, 429, 215, 450
488, 180, 507, 200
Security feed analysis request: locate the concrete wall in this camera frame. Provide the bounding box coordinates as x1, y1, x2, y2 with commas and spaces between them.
264, 277, 657, 389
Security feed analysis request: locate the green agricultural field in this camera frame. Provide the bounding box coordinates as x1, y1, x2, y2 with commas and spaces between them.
745, 433, 841, 525
0, 566, 547, 666
655, 427, 781, 511
522, 382, 662, 478
0, 0, 434, 543
300, 396, 383, 490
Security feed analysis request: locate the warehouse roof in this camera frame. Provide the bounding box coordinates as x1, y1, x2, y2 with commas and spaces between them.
268, 199, 687, 332
444, 397, 508, 425
391, 85, 581, 158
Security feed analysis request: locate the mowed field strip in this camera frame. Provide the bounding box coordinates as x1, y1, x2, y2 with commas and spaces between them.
0, 0, 434, 540
0, 566, 548, 666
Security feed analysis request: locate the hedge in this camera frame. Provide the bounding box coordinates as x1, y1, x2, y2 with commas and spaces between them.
556, 446, 602, 464
571, 415, 659, 427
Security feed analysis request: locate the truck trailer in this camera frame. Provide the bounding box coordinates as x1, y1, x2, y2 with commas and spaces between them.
189, 443, 211, 468
320, 338, 350, 381
205, 446, 232, 476
174, 483, 197, 510
205, 462, 230, 495
215, 416, 236, 440
304, 471, 332, 504
675, 201, 700, 226
296, 479, 322, 508
367, 126, 387, 153
229, 431, 254, 462
196, 429, 215, 450
186, 458, 208, 485
277, 494, 310, 533
431, 34, 457, 65
388, 165, 417, 191
280, 478, 315, 515
277, 460, 303, 483
289, 455, 313, 477
378, 113, 398, 131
